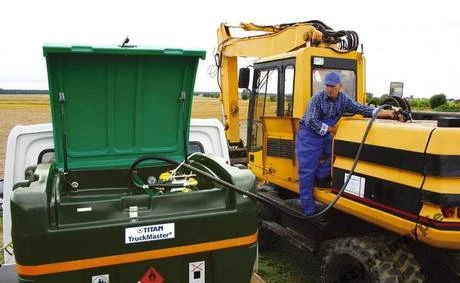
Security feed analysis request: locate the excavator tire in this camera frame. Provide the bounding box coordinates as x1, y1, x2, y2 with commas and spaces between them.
320, 235, 425, 283
366, 234, 425, 283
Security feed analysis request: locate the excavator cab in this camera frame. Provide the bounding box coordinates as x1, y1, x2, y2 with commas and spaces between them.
244, 49, 366, 193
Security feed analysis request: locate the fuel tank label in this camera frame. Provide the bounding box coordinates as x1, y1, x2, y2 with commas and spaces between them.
344, 173, 365, 198
125, 223, 175, 244
189, 261, 205, 283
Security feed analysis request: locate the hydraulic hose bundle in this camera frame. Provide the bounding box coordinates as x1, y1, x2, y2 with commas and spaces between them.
278, 20, 360, 51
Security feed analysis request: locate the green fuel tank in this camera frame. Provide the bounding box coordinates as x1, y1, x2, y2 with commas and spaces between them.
10, 44, 258, 283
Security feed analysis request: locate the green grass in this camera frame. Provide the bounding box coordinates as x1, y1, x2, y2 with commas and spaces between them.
258, 241, 321, 283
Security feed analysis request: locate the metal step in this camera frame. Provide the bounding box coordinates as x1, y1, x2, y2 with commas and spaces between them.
262, 220, 316, 252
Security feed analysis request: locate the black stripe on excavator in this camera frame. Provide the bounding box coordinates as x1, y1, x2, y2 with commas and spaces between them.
331, 168, 460, 231
334, 140, 460, 177
332, 168, 422, 215
423, 155, 460, 177
421, 190, 460, 207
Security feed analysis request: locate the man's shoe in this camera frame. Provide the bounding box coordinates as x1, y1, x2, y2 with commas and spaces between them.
308, 202, 330, 227
315, 176, 332, 188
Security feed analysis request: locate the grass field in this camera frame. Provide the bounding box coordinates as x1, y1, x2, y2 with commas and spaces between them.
0, 95, 249, 179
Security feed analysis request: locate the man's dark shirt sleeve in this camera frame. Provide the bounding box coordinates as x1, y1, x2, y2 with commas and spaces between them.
343, 95, 375, 117
304, 94, 329, 135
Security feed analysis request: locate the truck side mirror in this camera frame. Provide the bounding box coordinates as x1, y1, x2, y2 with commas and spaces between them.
238, 68, 250, 89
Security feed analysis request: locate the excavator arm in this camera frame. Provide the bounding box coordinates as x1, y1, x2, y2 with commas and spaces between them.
216, 22, 322, 147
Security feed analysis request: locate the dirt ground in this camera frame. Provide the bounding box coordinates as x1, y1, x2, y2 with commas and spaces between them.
0, 96, 51, 179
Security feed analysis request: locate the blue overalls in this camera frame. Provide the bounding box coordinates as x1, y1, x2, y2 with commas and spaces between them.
295, 114, 335, 215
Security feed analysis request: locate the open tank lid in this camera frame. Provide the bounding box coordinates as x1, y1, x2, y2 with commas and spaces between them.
44, 44, 206, 170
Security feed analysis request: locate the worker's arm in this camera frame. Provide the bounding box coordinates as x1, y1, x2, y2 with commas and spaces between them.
304, 94, 330, 136
343, 95, 398, 119
343, 94, 375, 117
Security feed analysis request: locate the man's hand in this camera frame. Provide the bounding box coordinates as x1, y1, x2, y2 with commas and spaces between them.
327, 125, 338, 135
378, 109, 407, 122
377, 109, 394, 119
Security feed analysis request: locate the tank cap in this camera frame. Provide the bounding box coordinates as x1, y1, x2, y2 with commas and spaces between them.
437, 117, 460, 127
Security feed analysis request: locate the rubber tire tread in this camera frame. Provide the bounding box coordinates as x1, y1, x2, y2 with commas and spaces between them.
365, 234, 425, 283
320, 236, 402, 283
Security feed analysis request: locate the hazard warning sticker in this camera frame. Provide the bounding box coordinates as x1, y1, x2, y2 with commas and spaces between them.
125, 223, 175, 244
138, 267, 164, 283
189, 261, 205, 283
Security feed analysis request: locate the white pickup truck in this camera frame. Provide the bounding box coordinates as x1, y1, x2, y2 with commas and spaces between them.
1, 119, 230, 278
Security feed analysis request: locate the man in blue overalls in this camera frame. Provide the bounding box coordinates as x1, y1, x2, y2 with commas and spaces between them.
296, 72, 396, 215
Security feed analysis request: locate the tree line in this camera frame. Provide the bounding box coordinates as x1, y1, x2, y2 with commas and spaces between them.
2, 89, 458, 112
367, 93, 460, 112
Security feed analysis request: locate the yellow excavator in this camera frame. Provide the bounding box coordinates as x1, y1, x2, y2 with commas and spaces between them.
215, 20, 460, 282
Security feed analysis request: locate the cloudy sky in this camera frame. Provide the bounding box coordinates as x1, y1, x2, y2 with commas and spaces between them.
1, 0, 459, 98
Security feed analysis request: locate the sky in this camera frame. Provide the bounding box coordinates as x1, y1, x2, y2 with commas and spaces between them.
1, 0, 459, 99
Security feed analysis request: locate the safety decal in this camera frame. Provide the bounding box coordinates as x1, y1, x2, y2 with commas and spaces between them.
125, 223, 175, 244
92, 274, 109, 283
189, 261, 205, 283
344, 173, 365, 198
139, 267, 164, 283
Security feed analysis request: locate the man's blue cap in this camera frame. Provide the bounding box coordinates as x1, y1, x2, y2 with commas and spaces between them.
324, 72, 341, 86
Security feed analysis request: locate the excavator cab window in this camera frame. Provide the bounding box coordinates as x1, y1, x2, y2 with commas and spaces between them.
284, 65, 295, 117
249, 68, 279, 149
248, 59, 296, 151
260, 69, 279, 117
312, 68, 356, 101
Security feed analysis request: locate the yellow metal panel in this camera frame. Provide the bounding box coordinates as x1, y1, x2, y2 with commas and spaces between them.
262, 117, 296, 139
264, 157, 298, 182
416, 228, 460, 249
416, 204, 460, 249
255, 50, 303, 64
335, 119, 435, 153
292, 51, 310, 119
248, 150, 264, 176
262, 117, 298, 183
423, 176, 460, 194
426, 127, 460, 154
219, 56, 240, 143
261, 175, 300, 193
220, 26, 319, 58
